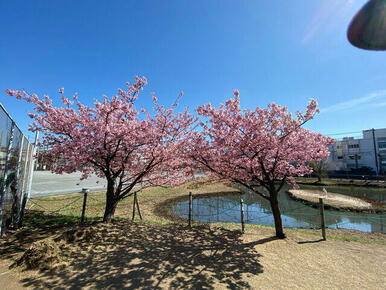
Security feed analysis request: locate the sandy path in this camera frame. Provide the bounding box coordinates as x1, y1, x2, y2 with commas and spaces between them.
0, 260, 30, 290
245, 230, 386, 289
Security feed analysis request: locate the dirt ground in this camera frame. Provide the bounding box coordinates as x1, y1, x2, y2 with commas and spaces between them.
0, 222, 385, 289
0, 180, 385, 289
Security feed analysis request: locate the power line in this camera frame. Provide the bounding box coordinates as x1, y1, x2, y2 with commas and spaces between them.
325, 131, 362, 136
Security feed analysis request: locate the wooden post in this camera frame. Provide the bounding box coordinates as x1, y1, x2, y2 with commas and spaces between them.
319, 198, 326, 240
132, 192, 136, 221
188, 192, 192, 228
135, 193, 143, 220
81, 188, 89, 223
240, 197, 245, 233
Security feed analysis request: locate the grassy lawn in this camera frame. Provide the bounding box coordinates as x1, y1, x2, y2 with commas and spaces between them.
24, 179, 236, 226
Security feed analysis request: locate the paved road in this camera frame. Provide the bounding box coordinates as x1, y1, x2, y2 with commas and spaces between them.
30, 171, 204, 198
31, 171, 107, 197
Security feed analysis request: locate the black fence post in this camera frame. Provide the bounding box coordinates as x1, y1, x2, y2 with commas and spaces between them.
188, 192, 192, 228
81, 188, 89, 223
132, 192, 136, 221
240, 198, 245, 233
135, 192, 143, 220
319, 198, 326, 240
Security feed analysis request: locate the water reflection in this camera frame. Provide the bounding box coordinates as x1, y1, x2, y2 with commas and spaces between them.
172, 186, 386, 233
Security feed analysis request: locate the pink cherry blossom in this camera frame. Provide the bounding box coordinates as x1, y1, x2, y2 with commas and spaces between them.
187, 93, 334, 238
7, 76, 196, 222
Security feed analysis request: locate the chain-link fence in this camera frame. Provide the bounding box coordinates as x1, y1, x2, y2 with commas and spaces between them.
0, 104, 35, 236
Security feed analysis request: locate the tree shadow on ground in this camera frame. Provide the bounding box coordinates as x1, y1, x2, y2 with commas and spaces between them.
16, 221, 266, 289
297, 239, 325, 244
0, 210, 82, 261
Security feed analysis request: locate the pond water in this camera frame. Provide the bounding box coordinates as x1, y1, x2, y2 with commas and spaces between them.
172, 185, 386, 233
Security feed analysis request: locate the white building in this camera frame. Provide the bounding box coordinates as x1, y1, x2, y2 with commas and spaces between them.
328, 128, 386, 175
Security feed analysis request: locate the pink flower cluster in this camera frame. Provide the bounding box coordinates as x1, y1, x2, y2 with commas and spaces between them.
186, 93, 334, 194
7, 77, 196, 201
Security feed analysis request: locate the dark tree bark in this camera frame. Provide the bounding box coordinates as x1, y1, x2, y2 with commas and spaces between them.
103, 198, 118, 222
103, 177, 118, 222
269, 191, 286, 239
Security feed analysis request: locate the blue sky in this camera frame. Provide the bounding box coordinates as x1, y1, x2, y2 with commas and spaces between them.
1, 0, 385, 140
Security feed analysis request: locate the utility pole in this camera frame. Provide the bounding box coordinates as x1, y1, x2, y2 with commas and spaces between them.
372, 128, 379, 175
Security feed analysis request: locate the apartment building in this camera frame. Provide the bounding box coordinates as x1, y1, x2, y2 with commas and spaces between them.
328, 128, 386, 175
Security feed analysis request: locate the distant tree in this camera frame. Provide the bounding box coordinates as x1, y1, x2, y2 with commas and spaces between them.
188, 91, 334, 238
7, 77, 195, 222
309, 159, 331, 182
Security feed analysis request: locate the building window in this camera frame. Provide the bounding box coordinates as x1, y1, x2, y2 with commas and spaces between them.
378, 142, 386, 149
349, 155, 361, 160
348, 144, 359, 149
337, 156, 343, 159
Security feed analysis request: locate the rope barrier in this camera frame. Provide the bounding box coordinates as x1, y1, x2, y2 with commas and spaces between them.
22, 188, 385, 234
174, 195, 386, 232
30, 194, 82, 202
27, 196, 83, 214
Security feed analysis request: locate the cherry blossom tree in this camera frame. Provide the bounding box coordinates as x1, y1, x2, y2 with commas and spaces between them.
7, 77, 195, 222
188, 91, 334, 238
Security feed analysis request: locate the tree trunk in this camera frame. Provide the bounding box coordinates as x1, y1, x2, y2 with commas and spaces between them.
103, 178, 118, 222
103, 198, 118, 222
316, 167, 322, 182
269, 192, 286, 239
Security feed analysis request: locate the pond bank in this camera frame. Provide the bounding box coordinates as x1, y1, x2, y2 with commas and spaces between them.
296, 178, 386, 188
287, 189, 386, 213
